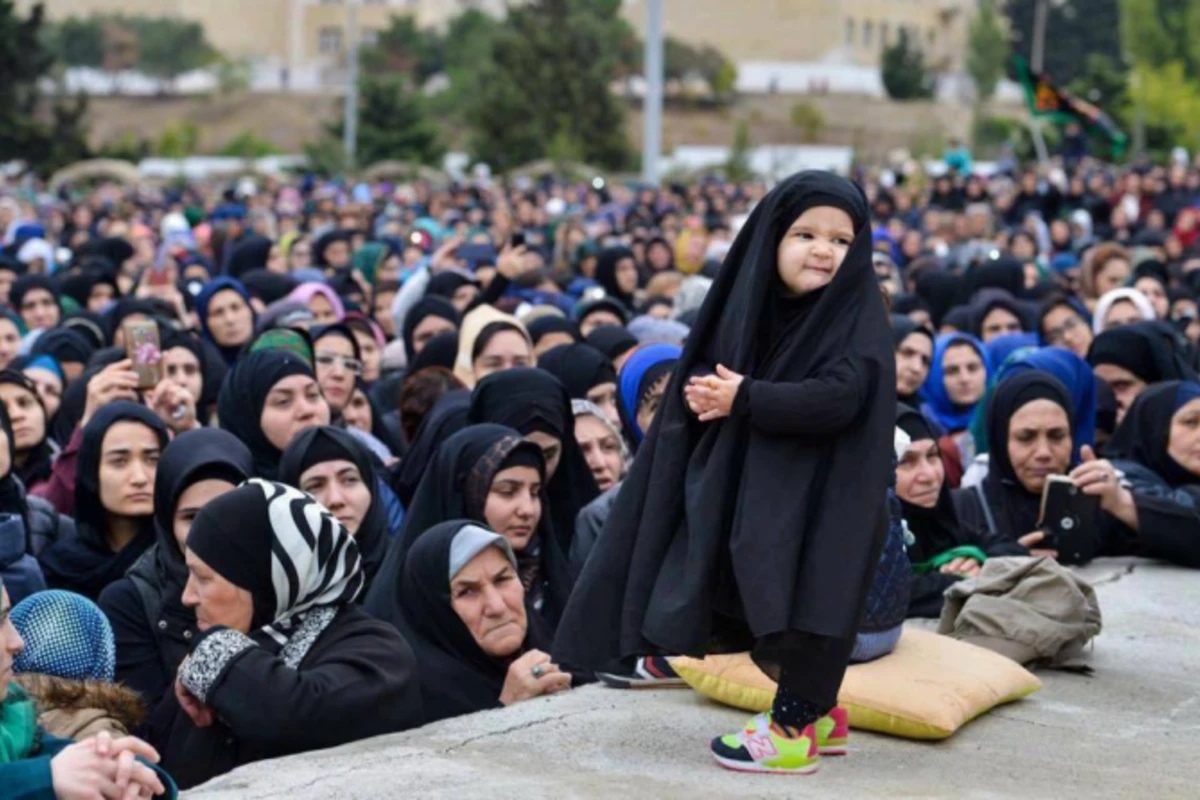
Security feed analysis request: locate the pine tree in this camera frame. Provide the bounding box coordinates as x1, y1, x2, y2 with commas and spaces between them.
328, 73, 445, 169
881, 29, 936, 101
0, 1, 90, 176
465, 0, 631, 172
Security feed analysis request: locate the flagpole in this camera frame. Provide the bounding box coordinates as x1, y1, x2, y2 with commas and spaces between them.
1028, 0, 1051, 168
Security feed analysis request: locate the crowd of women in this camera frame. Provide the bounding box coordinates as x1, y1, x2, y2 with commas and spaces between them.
0, 151, 1199, 792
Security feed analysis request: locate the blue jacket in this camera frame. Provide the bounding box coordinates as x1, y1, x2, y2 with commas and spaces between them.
2, 731, 178, 800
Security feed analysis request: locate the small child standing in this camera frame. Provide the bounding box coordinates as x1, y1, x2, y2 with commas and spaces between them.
555, 172, 896, 775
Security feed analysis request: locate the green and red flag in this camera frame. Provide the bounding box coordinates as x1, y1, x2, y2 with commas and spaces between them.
1014, 54, 1128, 157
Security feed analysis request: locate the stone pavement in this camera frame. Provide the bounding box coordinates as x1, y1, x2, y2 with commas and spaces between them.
186, 558, 1200, 799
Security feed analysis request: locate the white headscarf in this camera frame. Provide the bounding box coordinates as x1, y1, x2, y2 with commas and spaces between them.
1093, 288, 1157, 334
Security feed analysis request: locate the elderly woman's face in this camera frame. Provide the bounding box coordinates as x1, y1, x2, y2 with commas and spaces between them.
575, 415, 623, 491
1007, 399, 1072, 495
182, 549, 254, 634
450, 546, 528, 658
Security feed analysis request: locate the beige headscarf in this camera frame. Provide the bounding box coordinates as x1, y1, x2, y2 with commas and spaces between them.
453, 304, 533, 387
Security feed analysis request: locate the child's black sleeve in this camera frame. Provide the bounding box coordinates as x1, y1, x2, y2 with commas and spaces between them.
734, 357, 869, 436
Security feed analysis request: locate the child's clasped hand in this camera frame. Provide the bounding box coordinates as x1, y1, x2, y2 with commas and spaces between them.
685, 364, 744, 421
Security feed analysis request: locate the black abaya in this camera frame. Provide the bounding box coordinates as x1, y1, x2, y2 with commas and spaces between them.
391, 389, 471, 506
553, 171, 896, 678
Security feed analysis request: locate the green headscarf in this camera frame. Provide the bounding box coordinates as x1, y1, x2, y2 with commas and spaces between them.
351, 243, 388, 285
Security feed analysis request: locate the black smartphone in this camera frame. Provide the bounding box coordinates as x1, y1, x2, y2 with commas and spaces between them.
1038, 475, 1100, 564
510, 231, 526, 248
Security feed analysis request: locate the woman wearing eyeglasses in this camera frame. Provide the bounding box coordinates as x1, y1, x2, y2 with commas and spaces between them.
311, 324, 363, 416
1037, 294, 1093, 359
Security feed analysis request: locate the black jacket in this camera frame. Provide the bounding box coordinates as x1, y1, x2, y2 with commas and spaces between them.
150, 605, 423, 790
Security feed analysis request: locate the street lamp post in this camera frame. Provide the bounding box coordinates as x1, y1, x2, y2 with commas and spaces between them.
343, 0, 360, 172
642, 0, 663, 185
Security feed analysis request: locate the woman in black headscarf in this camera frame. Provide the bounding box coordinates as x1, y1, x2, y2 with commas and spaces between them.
99, 428, 253, 707
585, 324, 639, 370
30, 328, 96, 383
37, 402, 170, 600
391, 520, 569, 724
401, 295, 460, 363
367, 424, 575, 631
1087, 320, 1199, 426
892, 316, 934, 407
467, 368, 599, 553
280, 426, 389, 588
225, 235, 273, 280
915, 270, 967, 329
594, 246, 639, 313
406, 330, 459, 375
392, 389, 470, 507
554, 171, 895, 774
895, 406, 1024, 618
967, 254, 1026, 299
152, 479, 423, 789
217, 349, 331, 479
536, 343, 620, 426
0, 370, 55, 490
1098, 381, 1200, 567
527, 316, 581, 358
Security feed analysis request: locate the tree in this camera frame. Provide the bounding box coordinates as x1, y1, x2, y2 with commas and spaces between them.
967, 0, 1008, 102
1120, 0, 1200, 79
0, 1, 90, 176
1005, 0, 1122, 85
328, 73, 445, 169
464, 0, 631, 172
725, 119, 754, 181
881, 28, 935, 100
43, 14, 104, 69
129, 17, 218, 91
361, 15, 443, 86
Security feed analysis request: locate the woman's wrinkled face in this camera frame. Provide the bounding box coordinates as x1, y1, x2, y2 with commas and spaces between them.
0, 383, 45, 453
980, 306, 1023, 342
260, 374, 331, 451
182, 549, 254, 634
172, 479, 237, 552
895, 332, 933, 398
450, 546, 528, 658
412, 315, 456, 356
23, 367, 62, 420
1096, 258, 1131, 296
895, 438, 944, 508
1169, 398, 1200, 478
1102, 298, 1145, 332
483, 465, 542, 552
585, 381, 621, 429
776, 206, 855, 296
207, 289, 254, 348
163, 346, 203, 404
1133, 278, 1168, 319
1093, 363, 1146, 425
98, 422, 161, 519
942, 343, 986, 407
1007, 399, 1072, 495
20, 288, 59, 330
0, 319, 20, 370
299, 458, 372, 534
314, 335, 359, 413
1041, 304, 1092, 358
574, 414, 623, 492
472, 331, 533, 382
614, 257, 639, 294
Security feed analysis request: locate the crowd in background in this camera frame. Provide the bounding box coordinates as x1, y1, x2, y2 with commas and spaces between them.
1, 146, 1200, 793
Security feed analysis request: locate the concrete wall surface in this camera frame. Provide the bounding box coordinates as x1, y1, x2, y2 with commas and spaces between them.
185, 559, 1200, 799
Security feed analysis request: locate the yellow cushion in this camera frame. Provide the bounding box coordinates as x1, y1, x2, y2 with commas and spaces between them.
671, 628, 1041, 740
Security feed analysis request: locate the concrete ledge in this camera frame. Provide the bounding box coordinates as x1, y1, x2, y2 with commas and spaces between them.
186, 559, 1200, 799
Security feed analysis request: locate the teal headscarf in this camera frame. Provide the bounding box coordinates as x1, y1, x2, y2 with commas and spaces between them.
351, 242, 388, 285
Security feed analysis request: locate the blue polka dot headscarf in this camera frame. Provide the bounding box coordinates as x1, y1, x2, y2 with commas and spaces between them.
11, 590, 116, 682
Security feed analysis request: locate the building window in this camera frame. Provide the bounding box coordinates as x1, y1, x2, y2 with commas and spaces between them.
318, 26, 343, 55
863, 20, 873, 47
845, 18, 855, 45
880, 22, 889, 47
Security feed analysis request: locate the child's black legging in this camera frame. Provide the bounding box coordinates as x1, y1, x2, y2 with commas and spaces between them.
753, 631, 855, 732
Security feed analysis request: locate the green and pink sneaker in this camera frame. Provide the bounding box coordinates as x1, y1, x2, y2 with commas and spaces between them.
815, 706, 850, 756
710, 711, 820, 775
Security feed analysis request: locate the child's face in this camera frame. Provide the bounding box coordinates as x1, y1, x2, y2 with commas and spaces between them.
776, 206, 855, 296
